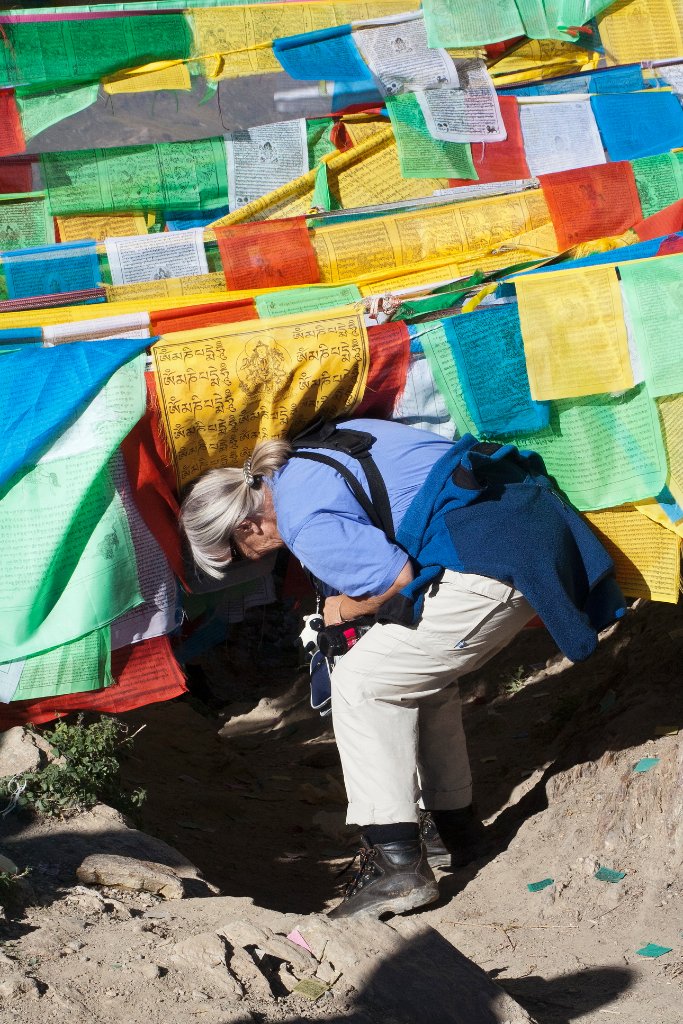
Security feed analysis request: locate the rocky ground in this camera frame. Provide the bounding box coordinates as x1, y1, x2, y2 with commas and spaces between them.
1, 599, 682, 1023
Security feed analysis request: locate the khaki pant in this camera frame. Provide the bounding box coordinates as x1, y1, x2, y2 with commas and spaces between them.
331, 570, 534, 825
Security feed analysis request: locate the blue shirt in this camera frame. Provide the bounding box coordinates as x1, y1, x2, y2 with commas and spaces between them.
270, 418, 453, 597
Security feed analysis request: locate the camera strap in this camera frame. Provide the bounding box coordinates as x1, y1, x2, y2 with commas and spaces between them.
290, 424, 395, 542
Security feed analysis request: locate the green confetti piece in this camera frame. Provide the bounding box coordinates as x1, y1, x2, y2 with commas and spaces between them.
594, 866, 626, 883
527, 878, 554, 892
633, 757, 660, 773
636, 943, 672, 959
292, 978, 329, 1001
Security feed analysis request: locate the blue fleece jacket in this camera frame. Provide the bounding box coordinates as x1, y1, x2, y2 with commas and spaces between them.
380, 435, 626, 663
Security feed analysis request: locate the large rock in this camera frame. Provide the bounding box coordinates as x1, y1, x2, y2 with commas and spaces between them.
76, 853, 184, 900
0, 727, 44, 778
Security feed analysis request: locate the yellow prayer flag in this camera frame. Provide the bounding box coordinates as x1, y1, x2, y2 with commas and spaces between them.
189, 0, 419, 79
152, 308, 369, 486
104, 272, 228, 303
584, 505, 681, 603
489, 38, 599, 82
57, 213, 148, 243
103, 62, 191, 94
635, 499, 683, 539
515, 264, 634, 401
597, 0, 683, 65
657, 392, 683, 507
310, 188, 551, 284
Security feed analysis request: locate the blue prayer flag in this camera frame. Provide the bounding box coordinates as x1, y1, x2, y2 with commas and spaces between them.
591, 92, 683, 161
2, 239, 99, 301
273, 25, 373, 83
442, 304, 550, 436
0, 338, 150, 489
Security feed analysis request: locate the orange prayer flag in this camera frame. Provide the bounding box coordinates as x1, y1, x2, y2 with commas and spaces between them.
151, 298, 257, 334
449, 96, 530, 187
355, 322, 410, 418
539, 161, 642, 250
215, 218, 320, 291
634, 198, 683, 242
0, 636, 186, 729
0, 90, 26, 157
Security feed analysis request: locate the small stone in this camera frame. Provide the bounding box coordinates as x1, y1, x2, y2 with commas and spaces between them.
65, 940, 85, 953
0, 972, 41, 1000
76, 855, 184, 900
138, 964, 161, 980
315, 961, 340, 985
191, 990, 208, 1001
0, 854, 18, 874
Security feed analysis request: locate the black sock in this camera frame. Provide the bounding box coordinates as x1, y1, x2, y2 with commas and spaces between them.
429, 807, 477, 846
362, 822, 419, 846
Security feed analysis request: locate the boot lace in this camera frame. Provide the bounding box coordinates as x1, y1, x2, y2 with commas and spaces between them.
336, 845, 378, 900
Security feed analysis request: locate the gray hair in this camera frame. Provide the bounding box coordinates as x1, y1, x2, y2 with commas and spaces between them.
180, 438, 291, 577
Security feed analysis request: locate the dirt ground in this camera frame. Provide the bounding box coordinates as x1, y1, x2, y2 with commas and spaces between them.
1, 599, 682, 1023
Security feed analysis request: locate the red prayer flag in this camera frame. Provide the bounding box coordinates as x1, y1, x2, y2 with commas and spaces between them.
657, 233, 683, 256
120, 373, 187, 587
151, 298, 257, 334
0, 636, 186, 730
0, 158, 32, 194
215, 218, 320, 291
449, 97, 530, 187
0, 91, 25, 157
354, 321, 410, 418
539, 161, 643, 250
634, 198, 683, 242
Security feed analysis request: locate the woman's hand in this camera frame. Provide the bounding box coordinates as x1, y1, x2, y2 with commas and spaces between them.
322, 561, 414, 626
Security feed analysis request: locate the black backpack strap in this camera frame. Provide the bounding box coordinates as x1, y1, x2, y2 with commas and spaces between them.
290, 425, 395, 542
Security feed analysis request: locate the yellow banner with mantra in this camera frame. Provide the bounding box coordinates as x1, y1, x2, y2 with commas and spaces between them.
152, 308, 369, 487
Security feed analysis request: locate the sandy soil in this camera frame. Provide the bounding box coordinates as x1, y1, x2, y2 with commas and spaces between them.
1, 599, 682, 1023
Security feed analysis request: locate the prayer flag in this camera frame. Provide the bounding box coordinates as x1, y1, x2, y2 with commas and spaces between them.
539, 162, 643, 250
442, 303, 549, 435
216, 219, 320, 291
591, 93, 683, 162
515, 264, 634, 401
449, 97, 530, 187
0, 91, 25, 157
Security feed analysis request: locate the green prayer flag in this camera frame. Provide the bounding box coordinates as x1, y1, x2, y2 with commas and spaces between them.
619, 253, 683, 398
0, 193, 54, 252
312, 162, 335, 212
508, 385, 667, 511
417, 321, 478, 437
17, 82, 99, 142
631, 153, 683, 218
8, 628, 112, 702
0, 15, 192, 87
386, 92, 477, 181
423, 0, 524, 47
0, 358, 146, 662
306, 118, 337, 169
41, 137, 229, 215
515, 0, 571, 40
255, 284, 361, 319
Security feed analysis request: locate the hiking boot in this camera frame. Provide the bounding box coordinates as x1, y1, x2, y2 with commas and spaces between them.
420, 811, 452, 870
420, 807, 491, 871
327, 837, 439, 920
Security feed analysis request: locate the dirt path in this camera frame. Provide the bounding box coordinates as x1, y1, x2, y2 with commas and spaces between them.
2, 601, 682, 1022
